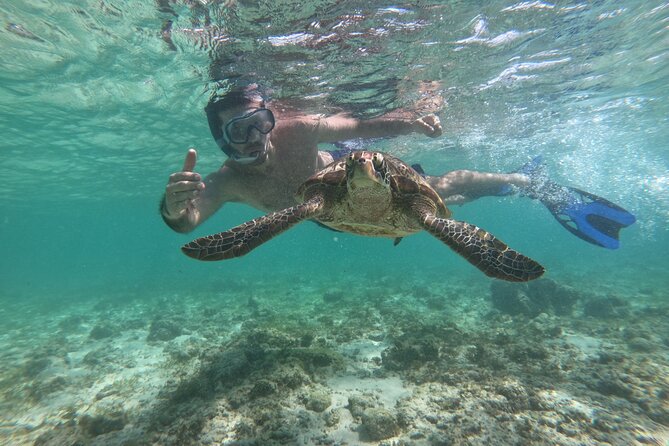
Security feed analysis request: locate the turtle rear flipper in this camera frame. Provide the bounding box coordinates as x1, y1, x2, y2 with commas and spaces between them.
182, 197, 324, 261
420, 215, 544, 282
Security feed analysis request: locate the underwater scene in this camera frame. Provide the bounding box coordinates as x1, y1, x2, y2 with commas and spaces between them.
1, 1, 668, 445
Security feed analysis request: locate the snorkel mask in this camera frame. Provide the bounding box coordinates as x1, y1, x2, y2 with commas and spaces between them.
206, 104, 275, 164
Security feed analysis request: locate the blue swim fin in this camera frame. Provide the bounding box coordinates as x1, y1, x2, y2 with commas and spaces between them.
538, 184, 636, 249
501, 156, 635, 249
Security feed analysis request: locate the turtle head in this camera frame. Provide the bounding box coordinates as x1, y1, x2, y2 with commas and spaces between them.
345, 151, 390, 192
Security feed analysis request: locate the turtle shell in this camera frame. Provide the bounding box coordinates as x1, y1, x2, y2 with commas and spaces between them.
296, 157, 347, 200
296, 151, 451, 230
380, 153, 451, 220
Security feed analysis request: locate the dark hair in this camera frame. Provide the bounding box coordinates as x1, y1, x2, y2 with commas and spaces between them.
205, 84, 265, 143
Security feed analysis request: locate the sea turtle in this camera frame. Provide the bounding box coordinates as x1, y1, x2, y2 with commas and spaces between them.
181, 151, 544, 282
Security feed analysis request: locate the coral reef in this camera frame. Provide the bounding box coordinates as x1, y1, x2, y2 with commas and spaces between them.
490, 278, 579, 317
1, 274, 667, 445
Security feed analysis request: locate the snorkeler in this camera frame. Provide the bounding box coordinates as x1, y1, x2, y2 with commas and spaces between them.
160, 83, 450, 232
160, 84, 635, 248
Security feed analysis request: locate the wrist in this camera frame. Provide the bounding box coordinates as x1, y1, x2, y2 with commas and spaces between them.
162, 209, 184, 222
160, 195, 199, 233
160, 196, 184, 221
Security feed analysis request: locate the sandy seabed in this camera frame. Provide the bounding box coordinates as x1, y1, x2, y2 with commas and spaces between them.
1, 273, 668, 446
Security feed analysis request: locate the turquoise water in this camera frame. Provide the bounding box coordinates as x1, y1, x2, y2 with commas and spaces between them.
1, 1, 668, 445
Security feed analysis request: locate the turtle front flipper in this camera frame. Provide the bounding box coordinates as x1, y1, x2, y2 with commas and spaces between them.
182, 197, 324, 261
420, 215, 544, 282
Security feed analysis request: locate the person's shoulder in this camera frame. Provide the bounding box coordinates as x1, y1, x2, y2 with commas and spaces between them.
203, 164, 242, 202
275, 112, 321, 130
205, 163, 236, 184
273, 113, 322, 146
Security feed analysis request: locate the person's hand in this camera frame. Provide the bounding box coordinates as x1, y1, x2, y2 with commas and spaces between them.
413, 114, 442, 138
163, 148, 205, 219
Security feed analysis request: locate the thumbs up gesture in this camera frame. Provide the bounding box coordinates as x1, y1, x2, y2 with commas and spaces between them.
163, 148, 205, 219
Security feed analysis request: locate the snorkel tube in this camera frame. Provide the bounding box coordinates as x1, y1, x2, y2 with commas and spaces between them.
221, 140, 269, 165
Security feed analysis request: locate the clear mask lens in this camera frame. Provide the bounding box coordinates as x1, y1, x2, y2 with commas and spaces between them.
223, 108, 275, 144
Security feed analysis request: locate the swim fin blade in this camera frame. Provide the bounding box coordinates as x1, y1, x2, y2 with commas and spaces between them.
539, 184, 636, 249
501, 156, 635, 249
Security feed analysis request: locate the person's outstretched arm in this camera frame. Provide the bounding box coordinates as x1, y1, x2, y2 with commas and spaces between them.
314, 112, 443, 142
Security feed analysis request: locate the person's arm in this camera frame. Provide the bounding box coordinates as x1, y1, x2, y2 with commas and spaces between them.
314, 112, 442, 143
426, 170, 530, 205
160, 149, 231, 233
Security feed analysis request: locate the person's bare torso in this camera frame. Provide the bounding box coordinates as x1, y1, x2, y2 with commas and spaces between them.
215, 122, 335, 212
